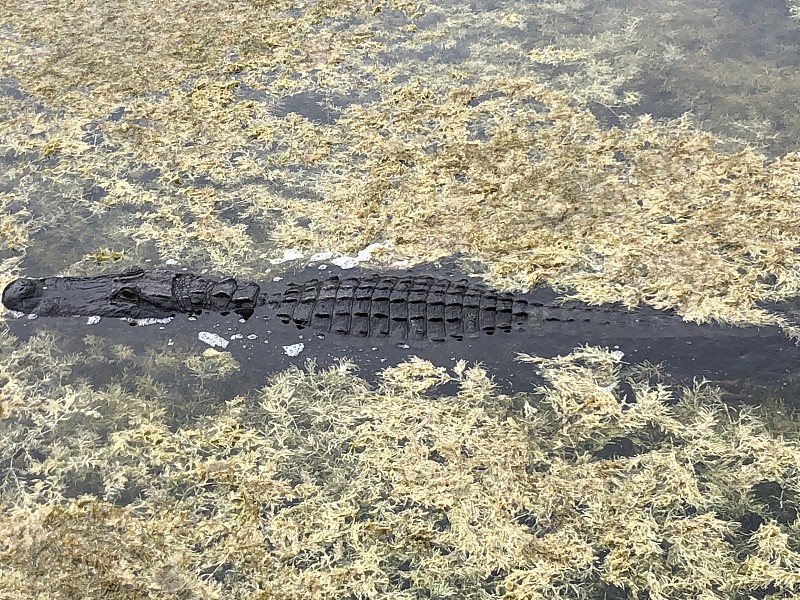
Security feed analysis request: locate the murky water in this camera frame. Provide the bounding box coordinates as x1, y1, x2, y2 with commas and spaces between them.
1, 1, 800, 598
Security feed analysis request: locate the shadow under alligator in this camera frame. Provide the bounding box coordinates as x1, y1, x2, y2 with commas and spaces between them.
3, 261, 799, 401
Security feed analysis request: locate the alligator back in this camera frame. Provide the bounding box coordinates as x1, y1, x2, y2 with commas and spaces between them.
266, 273, 773, 342
267, 274, 530, 341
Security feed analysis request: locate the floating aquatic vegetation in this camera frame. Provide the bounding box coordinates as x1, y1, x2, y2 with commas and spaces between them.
0, 0, 798, 333
185, 347, 239, 380
1, 333, 799, 599
1, 0, 800, 597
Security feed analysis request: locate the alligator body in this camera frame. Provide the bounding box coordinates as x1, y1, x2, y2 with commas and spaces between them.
2, 267, 546, 341
0, 266, 738, 340
2, 267, 528, 339
271, 273, 531, 340
4, 266, 800, 396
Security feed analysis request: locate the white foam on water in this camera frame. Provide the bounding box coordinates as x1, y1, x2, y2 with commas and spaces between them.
126, 316, 174, 326
282, 342, 305, 357
270, 249, 304, 265
331, 241, 392, 269
198, 331, 229, 349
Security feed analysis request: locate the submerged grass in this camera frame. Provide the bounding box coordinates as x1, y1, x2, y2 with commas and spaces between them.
0, 0, 798, 329
1, 336, 799, 599
271, 86, 800, 334
1, 0, 800, 597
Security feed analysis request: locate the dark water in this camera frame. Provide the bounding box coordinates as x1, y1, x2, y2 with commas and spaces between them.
5, 261, 799, 403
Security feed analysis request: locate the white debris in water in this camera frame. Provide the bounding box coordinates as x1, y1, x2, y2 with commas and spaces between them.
270, 248, 304, 265
27, 313, 38, 320
126, 316, 174, 326
310, 251, 333, 261
331, 256, 359, 269
230, 334, 244, 340
87, 315, 101, 325
165, 258, 178, 265
198, 331, 229, 349
283, 342, 305, 357
331, 242, 393, 269
272, 276, 283, 282
362, 241, 393, 256
4, 310, 25, 318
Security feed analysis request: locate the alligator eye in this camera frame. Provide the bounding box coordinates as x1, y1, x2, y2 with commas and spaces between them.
114, 289, 140, 304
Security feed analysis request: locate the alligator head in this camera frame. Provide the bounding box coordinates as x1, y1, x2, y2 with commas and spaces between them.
2, 266, 262, 319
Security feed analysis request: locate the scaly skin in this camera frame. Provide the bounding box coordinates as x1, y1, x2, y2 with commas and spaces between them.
0, 265, 772, 341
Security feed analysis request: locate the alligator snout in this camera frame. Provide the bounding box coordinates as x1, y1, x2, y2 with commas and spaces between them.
2, 278, 37, 312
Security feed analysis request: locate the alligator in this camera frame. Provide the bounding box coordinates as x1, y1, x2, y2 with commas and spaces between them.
0, 265, 748, 340
2, 266, 549, 339
3, 266, 799, 397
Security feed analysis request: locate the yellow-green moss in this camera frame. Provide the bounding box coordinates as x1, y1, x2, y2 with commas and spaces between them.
1, 334, 799, 599
0, 0, 799, 330
2, 1, 800, 597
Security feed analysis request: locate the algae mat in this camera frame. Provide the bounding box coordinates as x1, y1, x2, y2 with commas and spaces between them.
1, 0, 800, 598
1, 336, 800, 598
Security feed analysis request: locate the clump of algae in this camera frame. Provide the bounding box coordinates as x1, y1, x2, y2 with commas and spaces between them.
1, 329, 799, 599
0, 0, 799, 334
